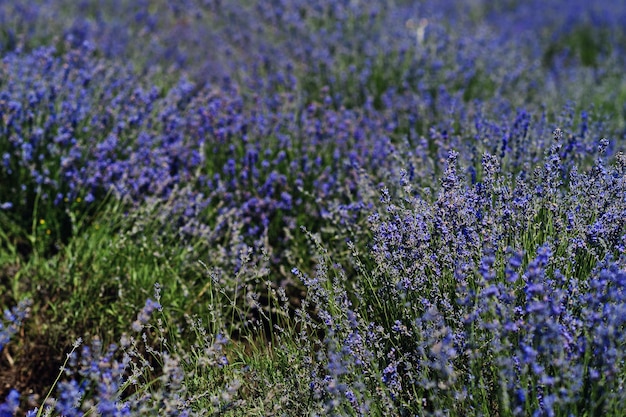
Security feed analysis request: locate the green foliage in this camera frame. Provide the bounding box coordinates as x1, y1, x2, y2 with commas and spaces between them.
543, 24, 612, 69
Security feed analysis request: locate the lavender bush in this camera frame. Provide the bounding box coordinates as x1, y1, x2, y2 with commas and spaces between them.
335, 135, 626, 415
0, 0, 626, 415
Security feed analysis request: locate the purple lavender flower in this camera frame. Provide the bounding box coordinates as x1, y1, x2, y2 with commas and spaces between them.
0, 390, 19, 417
131, 298, 161, 332
0, 299, 31, 352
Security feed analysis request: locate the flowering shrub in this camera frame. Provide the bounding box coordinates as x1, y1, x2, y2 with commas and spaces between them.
346, 140, 626, 414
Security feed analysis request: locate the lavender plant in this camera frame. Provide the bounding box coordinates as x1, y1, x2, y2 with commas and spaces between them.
0, 299, 30, 353
10, 286, 241, 417
313, 133, 626, 415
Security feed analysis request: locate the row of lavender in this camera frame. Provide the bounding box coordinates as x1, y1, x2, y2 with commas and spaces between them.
316, 137, 626, 414
0, 0, 625, 415
2, 0, 626, 107
0, 38, 620, 260
2, 134, 625, 414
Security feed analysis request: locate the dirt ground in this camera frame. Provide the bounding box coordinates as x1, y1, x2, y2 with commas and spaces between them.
0, 336, 62, 410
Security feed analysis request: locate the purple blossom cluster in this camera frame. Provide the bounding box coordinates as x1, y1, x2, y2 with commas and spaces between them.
0, 0, 622, 243
0, 38, 618, 262
0, 299, 29, 415
0, 0, 623, 108
1, 292, 236, 416
0, 43, 400, 261
291, 135, 626, 414
0, 0, 393, 91
0, 299, 31, 352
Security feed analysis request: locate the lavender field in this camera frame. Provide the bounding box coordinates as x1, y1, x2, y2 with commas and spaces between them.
1, 1, 626, 415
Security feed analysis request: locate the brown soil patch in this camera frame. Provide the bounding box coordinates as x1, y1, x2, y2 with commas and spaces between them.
0, 338, 62, 409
